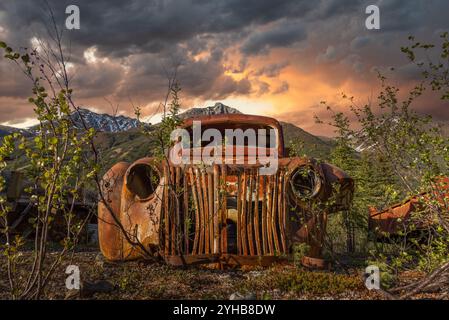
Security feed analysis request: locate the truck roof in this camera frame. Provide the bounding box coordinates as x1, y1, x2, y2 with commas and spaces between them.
179, 114, 285, 156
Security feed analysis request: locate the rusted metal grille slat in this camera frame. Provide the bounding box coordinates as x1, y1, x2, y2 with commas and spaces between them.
261, 175, 268, 255
254, 170, 261, 255
247, 170, 255, 255
277, 171, 286, 253
183, 168, 189, 254
189, 168, 200, 254
171, 167, 176, 255
220, 165, 228, 254
201, 170, 210, 254
194, 168, 205, 254
236, 171, 242, 255
241, 170, 248, 255
213, 165, 220, 254
163, 165, 170, 255
271, 173, 280, 253
280, 171, 288, 253
207, 172, 214, 253
266, 175, 274, 254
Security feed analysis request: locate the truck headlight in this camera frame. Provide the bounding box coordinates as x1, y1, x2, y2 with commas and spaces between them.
125, 163, 160, 200
289, 165, 322, 200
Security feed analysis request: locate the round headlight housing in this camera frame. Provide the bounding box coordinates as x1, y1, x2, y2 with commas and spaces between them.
289, 166, 322, 200
125, 163, 160, 200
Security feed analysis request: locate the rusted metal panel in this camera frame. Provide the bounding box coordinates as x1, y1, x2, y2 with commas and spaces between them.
368, 177, 449, 236
98, 162, 129, 261
98, 158, 163, 261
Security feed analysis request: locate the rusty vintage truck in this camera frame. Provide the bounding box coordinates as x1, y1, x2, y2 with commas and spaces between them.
98, 114, 354, 268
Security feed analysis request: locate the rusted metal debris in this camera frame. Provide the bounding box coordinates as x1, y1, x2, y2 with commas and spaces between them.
369, 177, 449, 236
98, 114, 354, 268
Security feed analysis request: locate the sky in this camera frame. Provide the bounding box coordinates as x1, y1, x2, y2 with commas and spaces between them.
0, 0, 448, 136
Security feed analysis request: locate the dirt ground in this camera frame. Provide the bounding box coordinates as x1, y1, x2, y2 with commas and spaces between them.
2, 245, 448, 300
0, 246, 391, 300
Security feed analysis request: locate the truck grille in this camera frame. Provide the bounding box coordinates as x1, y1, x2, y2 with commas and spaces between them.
161, 164, 289, 262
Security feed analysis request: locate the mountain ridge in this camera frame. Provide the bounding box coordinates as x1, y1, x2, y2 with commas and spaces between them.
179, 102, 242, 119
88, 103, 335, 171
5, 103, 335, 172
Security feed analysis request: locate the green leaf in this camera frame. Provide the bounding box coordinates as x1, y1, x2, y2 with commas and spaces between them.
21, 54, 30, 63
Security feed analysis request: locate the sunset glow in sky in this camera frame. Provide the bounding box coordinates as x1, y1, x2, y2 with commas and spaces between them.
1, 0, 449, 136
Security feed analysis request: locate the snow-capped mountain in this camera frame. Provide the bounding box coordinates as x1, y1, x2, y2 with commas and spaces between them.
26, 108, 141, 134
70, 108, 141, 132
179, 102, 241, 119
75, 102, 241, 130
23, 103, 239, 134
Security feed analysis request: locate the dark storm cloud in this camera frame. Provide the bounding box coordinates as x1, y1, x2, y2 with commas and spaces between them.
273, 81, 289, 95
241, 20, 307, 55
256, 81, 270, 96
1, 0, 449, 125
115, 45, 252, 102
350, 36, 371, 50
0, 0, 312, 57
377, 0, 428, 33
0, 60, 32, 98
71, 59, 124, 99
306, 0, 363, 20
255, 61, 290, 78
0, 0, 271, 118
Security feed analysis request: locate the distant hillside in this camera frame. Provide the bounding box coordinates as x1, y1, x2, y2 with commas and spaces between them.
353, 117, 449, 152
6, 103, 335, 172
0, 125, 16, 137
281, 122, 334, 158
0, 125, 31, 138
435, 120, 449, 137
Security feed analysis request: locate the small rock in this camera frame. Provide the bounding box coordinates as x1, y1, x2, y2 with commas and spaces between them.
247, 271, 263, 278
229, 292, 243, 300
95, 253, 105, 268
218, 274, 231, 280
229, 292, 256, 300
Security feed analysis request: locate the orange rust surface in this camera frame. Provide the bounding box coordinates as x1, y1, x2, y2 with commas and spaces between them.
369, 177, 449, 235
